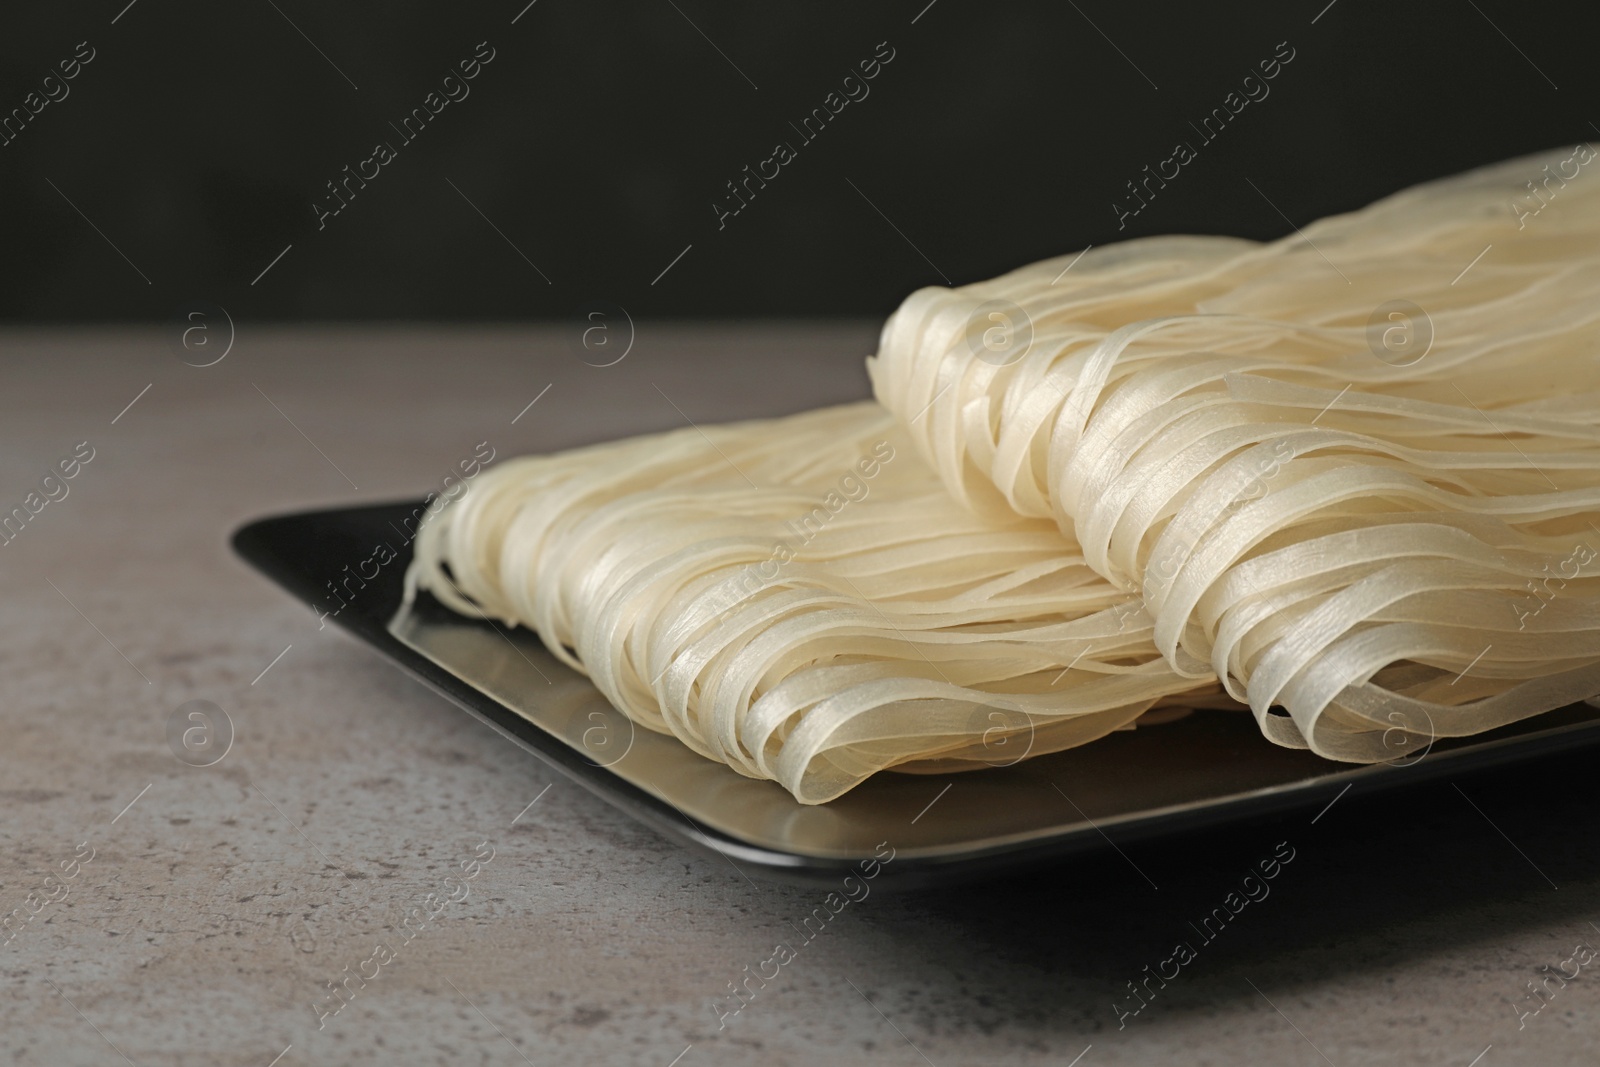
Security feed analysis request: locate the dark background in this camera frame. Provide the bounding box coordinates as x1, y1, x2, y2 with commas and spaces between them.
1, 0, 1593, 322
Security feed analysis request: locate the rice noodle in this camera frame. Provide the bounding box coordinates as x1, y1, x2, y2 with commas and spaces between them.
408, 146, 1600, 801
869, 146, 1600, 763
406, 403, 1216, 803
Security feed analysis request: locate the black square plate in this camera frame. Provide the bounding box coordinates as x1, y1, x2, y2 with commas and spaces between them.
233, 501, 1600, 888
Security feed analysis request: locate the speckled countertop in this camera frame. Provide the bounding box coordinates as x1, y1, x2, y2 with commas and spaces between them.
3, 325, 1599, 1067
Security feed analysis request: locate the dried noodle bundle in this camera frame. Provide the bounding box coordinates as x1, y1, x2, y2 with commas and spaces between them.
870, 147, 1600, 762
405, 403, 1213, 803
409, 147, 1600, 799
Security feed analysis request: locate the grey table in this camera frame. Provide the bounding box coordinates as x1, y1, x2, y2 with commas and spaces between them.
3, 325, 1598, 1066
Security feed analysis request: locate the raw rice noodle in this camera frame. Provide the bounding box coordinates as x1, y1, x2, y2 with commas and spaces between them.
408, 146, 1600, 800
405, 403, 1215, 803
869, 146, 1600, 763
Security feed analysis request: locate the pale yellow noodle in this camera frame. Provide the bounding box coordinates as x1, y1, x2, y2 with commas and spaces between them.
409, 146, 1600, 797
869, 146, 1600, 761
405, 403, 1212, 803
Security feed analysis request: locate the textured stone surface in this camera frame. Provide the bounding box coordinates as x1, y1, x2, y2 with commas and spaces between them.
3, 326, 1600, 1066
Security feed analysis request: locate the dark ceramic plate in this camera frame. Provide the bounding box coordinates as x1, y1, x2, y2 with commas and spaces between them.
233, 501, 1600, 888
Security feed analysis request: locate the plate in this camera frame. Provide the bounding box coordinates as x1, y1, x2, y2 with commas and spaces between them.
233, 501, 1600, 887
